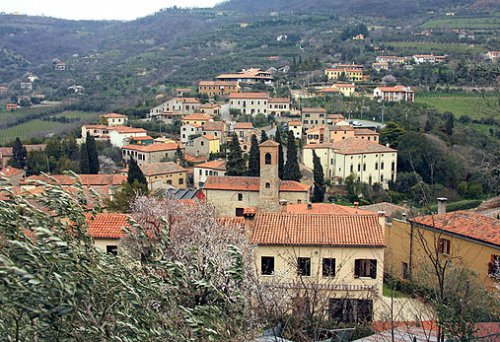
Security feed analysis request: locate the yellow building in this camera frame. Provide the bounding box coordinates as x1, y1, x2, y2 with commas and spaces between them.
385, 205, 500, 289
249, 211, 385, 322
198, 80, 240, 98
325, 68, 364, 82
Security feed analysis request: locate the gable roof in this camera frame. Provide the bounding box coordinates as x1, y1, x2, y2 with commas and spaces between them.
286, 203, 376, 216
302, 107, 327, 113
173, 97, 200, 104
121, 143, 181, 153
204, 176, 309, 192
195, 160, 226, 171
251, 213, 384, 247
304, 138, 396, 154
108, 126, 147, 134
182, 113, 213, 121
410, 211, 500, 247
260, 140, 279, 147
23, 174, 126, 186
229, 92, 269, 100
86, 213, 130, 239
234, 122, 254, 129
101, 113, 127, 119
269, 97, 290, 103
0, 166, 24, 178
202, 121, 226, 131
376, 85, 414, 93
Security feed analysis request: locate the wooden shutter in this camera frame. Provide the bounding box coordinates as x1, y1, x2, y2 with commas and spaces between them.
370, 260, 377, 279
354, 259, 360, 278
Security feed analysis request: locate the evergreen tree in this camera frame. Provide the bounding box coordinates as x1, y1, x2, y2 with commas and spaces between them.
259, 130, 268, 143
312, 151, 325, 203
79, 143, 90, 174
127, 158, 147, 187
226, 132, 246, 176
86, 133, 99, 174
274, 126, 285, 179
9, 137, 27, 169
283, 130, 302, 181
247, 134, 260, 177
62, 135, 79, 160
444, 112, 454, 136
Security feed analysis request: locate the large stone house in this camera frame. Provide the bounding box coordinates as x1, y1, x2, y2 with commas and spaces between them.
121, 143, 183, 166
229, 92, 269, 116
185, 135, 220, 158
140, 162, 187, 191
373, 85, 414, 103
193, 160, 226, 189
215, 68, 273, 85
99, 113, 128, 126
268, 97, 291, 117
198, 80, 240, 98
301, 108, 327, 130
303, 138, 397, 189
203, 140, 309, 216
249, 210, 385, 322
149, 97, 202, 118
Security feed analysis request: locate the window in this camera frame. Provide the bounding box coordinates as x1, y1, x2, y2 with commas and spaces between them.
354, 259, 377, 279
265, 152, 272, 164
235, 208, 244, 217
237, 193, 243, 201
350, 164, 354, 172
297, 257, 311, 276
438, 238, 451, 255
166, 180, 172, 185
488, 255, 500, 278
200, 141, 204, 146
329, 299, 373, 323
199, 170, 202, 175
106, 245, 118, 256
391, 161, 395, 171
402, 262, 409, 279
322, 258, 336, 277
381, 162, 384, 170
265, 182, 271, 188
363, 163, 366, 171
261, 256, 275, 275
375, 162, 378, 170
179, 178, 184, 185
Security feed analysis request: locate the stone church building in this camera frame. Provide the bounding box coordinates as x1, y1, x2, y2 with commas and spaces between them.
203, 140, 310, 216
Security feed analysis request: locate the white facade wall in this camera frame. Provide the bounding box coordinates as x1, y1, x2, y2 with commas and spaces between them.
109, 131, 147, 148
194, 167, 227, 188
230, 98, 268, 116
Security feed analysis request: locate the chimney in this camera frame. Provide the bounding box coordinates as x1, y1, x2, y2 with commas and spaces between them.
377, 211, 386, 229
243, 211, 256, 241
307, 203, 313, 210
402, 212, 407, 221
437, 197, 448, 215
353, 201, 359, 208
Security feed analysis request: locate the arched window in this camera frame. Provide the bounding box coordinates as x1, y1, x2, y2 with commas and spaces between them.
265, 182, 271, 189
265, 152, 272, 165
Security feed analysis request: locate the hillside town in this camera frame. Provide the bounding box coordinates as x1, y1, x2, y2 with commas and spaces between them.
0, 1, 499, 341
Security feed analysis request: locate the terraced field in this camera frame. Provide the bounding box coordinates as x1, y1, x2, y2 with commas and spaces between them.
415, 92, 496, 119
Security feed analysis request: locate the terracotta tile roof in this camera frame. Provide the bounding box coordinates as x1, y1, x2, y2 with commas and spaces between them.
320, 87, 341, 93
184, 154, 208, 164
216, 216, 245, 228
288, 121, 302, 126
260, 140, 279, 147
204, 176, 309, 192
333, 83, 355, 88
195, 160, 226, 171
140, 162, 186, 177
328, 114, 345, 119
302, 108, 327, 113
250, 213, 385, 247
174, 97, 200, 103
129, 135, 154, 141
182, 113, 213, 121
202, 134, 218, 141
184, 123, 202, 128
410, 211, 500, 247
243, 207, 257, 215
121, 143, 181, 153
101, 113, 127, 118
86, 213, 130, 239
376, 85, 414, 93
198, 80, 239, 86
304, 138, 396, 154
202, 121, 225, 131
83, 124, 108, 130
23, 174, 126, 186
0, 166, 24, 178
229, 92, 269, 99
286, 203, 376, 215
109, 126, 147, 134
234, 122, 254, 129
0, 144, 46, 158
330, 125, 354, 131
306, 125, 327, 133
354, 128, 378, 135
269, 97, 290, 103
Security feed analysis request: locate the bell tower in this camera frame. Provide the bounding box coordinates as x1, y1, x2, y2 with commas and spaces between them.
258, 140, 280, 211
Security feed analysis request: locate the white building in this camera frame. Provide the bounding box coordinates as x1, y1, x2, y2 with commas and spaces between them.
268, 97, 291, 117
81, 125, 147, 147
373, 85, 414, 103
100, 113, 127, 127
149, 97, 202, 118
229, 92, 269, 116
303, 138, 397, 189
287, 120, 302, 140
193, 160, 226, 188
180, 123, 202, 143
412, 54, 446, 64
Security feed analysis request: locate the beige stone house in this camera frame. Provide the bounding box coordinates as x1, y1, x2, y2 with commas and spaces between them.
86, 213, 129, 255
140, 162, 187, 191
373, 85, 415, 103
234, 122, 255, 139
229, 92, 269, 116
200, 103, 222, 116
99, 113, 128, 126
249, 211, 385, 323
268, 97, 291, 117
180, 123, 202, 143
203, 141, 309, 216
198, 80, 240, 98
302, 108, 327, 130
185, 135, 220, 158
149, 97, 202, 118
202, 121, 228, 144
121, 143, 183, 166
303, 138, 397, 189
193, 160, 226, 188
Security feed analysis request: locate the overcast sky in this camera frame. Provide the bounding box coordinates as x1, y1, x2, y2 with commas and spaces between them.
1, 0, 223, 20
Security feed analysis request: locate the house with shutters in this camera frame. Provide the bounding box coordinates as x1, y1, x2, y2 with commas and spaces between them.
229, 92, 270, 116
385, 200, 500, 289
193, 160, 226, 188
248, 208, 385, 323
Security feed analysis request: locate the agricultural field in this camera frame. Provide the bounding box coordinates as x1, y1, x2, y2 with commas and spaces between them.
415, 92, 497, 119
385, 41, 487, 55
0, 120, 67, 145
50, 111, 99, 120
421, 16, 500, 30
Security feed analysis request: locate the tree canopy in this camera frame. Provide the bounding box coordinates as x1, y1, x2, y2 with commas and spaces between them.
247, 134, 260, 177
283, 130, 301, 181
226, 132, 247, 176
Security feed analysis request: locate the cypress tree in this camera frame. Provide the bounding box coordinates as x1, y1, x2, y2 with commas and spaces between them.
283, 130, 302, 181
259, 130, 268, 143
274, 126, 284, 179
127, 158, 147, 187
9, 137, 27, 169
226, 132, 246, 176
86, 133, 99, 174
79, 143, 90, 174
175, 145, 185, 167
247, 134, 260, 177
312, 150, 325, 203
